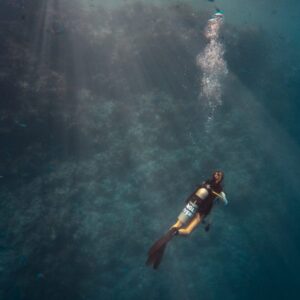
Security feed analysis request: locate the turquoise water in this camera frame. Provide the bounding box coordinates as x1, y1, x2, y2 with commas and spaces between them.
0, 0, 300, 299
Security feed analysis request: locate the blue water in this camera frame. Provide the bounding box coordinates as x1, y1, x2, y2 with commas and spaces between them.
0, 0, 300, 299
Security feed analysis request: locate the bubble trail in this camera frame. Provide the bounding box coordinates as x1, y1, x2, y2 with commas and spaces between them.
196, 12, 228, 130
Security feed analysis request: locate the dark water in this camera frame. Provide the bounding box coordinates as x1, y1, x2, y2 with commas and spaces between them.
1, 0, 300, 299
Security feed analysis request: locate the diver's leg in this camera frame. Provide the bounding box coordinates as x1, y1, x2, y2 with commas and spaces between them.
169, 220, 183, 230
178, 213, 202, 236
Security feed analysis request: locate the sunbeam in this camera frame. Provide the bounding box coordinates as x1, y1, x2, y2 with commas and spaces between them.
1, 1, 300, 300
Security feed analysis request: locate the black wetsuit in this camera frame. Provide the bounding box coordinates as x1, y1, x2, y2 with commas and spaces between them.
186, 180, 223, 216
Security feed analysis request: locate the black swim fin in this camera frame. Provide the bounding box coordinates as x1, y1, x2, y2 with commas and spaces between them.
146, 228, 178, 269
146, 243, 167, 269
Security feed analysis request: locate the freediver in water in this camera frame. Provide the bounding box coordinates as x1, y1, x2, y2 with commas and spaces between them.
146, 171, 228, 269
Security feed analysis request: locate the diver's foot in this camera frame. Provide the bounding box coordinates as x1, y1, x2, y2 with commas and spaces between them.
168, 227, 179, 236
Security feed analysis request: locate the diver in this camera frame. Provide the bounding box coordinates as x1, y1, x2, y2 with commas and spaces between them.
146, 171, 228, 269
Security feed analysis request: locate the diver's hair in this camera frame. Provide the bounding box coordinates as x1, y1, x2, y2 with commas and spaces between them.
212, 170, 224, 183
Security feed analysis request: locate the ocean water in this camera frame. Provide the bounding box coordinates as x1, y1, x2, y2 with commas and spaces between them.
0, 0, 300, 299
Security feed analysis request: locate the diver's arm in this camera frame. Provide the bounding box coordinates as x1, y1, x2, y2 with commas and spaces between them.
219, 191, 228, 205
212, 190, 228, 205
